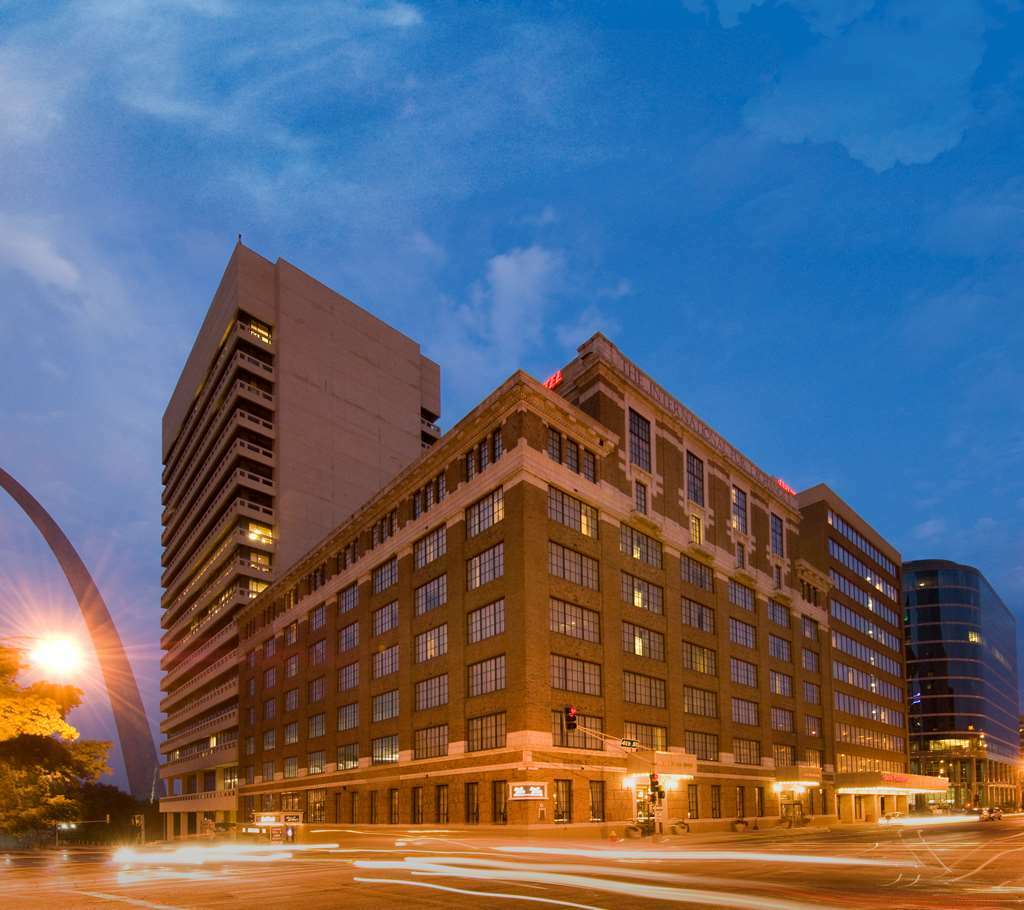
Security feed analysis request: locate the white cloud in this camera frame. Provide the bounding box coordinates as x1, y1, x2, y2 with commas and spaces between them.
554, 304, 620, 351
743, 0, 989, 171
0, 214, 81, 293
912, 518, 946, 541
598, 278, 633, 299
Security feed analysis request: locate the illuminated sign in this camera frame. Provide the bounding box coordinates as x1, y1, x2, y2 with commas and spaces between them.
257, 815, 277, 824
283, 814, 301, 824
509, 783, 547, 800
775, 478, 796, 496
542, 370, 563, 390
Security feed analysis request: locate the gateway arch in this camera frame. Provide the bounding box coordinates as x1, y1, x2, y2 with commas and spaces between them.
0, 466, 160, 802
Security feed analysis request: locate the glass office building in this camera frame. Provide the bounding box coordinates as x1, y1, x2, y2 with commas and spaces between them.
904, 560, 1021, 809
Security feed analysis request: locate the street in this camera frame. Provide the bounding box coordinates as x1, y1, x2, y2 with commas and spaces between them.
3, 818, 1024, 909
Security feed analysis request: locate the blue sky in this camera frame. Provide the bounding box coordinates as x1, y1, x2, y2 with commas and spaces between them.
1, 0, 1022, 788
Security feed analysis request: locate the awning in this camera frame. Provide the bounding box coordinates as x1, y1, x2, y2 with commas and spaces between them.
835, 772, 948, 795
774, 764, 823, 789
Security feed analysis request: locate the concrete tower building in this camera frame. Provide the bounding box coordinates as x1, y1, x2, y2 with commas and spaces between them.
159, 243, 440, 837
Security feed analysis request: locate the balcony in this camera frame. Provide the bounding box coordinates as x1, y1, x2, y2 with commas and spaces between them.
163, 429, 274, 531
159, 788, 238, 814
161, 616, 239, 684
161, 678, 238, 733
160, 741, 238, 778
162, 707, 239, 755
163, 338, 274, 486
161, 649, 238, 712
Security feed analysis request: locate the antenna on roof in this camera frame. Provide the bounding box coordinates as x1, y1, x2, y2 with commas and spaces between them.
237, 233, 243, 244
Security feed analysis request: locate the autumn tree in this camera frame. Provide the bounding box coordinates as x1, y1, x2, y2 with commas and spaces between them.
0, 645, 110, 841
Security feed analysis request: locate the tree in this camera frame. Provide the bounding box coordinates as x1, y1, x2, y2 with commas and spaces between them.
0, 645, 111, 841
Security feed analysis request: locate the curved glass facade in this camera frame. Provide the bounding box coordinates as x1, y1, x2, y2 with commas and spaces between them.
904, 560, 1020, 808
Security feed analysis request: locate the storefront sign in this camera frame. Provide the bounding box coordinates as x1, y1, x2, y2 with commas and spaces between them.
509, 783, 547, 800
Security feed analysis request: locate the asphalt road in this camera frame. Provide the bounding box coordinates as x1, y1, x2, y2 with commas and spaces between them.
3, 818, 1024, 909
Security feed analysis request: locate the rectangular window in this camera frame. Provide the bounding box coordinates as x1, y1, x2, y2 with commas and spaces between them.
263, 729, 276, 750
309, 604, 325, 632
468, 654, 506, 696
372, 602, 398, 636
686, 451, 704, 506
549, 541, 599, 589
711, 785, 722, 819
770, 514, 784, 557
554, 779, 573, 824
619, 524, 662, 568
549, 597, 600, 642
803, 680, 821, 704
565, 439, 579, 473
681, 555, 714, 592
770, 706, 795, 732
284, 688, 299, 711
769, 670, 793, 697
372, 735, 399, 765
373, 644, 399, 679
634, 481, 647, 514
734, 738, 760, 765
684, 685, 718, 718
468, 599, 505, 643
688, 784, 699, 820
466, 782, 480, 824
372, 557, 398, 594
467, 712, 506, 751
412, 787, 423, 824
337, 743, 358, 770
307, 713, 325, 740
805, 715, 822, 737
465, 449, 476, 481
263, 697, 276, 721
285, 654, 299, 678
802, 648, 820, 673
337, 704, 360, 731
282, 757, 296, 779
551, 654, 602, 695
414, 525, 447, 569
731, 697, 758, 726
685, 730, 719, 761
623, 721, 667, 751
337, 662, 358, 693
435, 784, 448, 823
681, 597, 715, 633
547, 427, 562, 463
338, 621, 359, 653
307, 676, 325, 703
414, 673, 449, 710
467, 488, 504, 537
338, 583, 358, 615
414, 574, 448, 615
735, 543, 745, 569
731, 486, 748, 534
690, 514, 702, 546
622, 622, 665, 661
468, 543, 504, 590
414, 624, 448, 663
307, 751, 325, 775
773, 743, 796, 767
623, 671, 666, 708
478, 438, 489, 472
552, 711, 604, 750
682, 641, 717, 675
263, 637, 276, 659
768, 634, 792, 663
628, 409, 651, 470
802, 616, 819, 641
492, 428, 503, 462
263, 666, 277, 689
728, 580, 754, 612
414, 724, 448, 759
582, 449, 597, 483
548, 487, 599, 538
372, 689, 399, 722
729, 617, 756, 649
589, 781, 605, 822
308, 639, 326, 666
621, 572, 663, 614
767, 600, 790, 628
283, 722, 298, 745
730, 657, 757, 688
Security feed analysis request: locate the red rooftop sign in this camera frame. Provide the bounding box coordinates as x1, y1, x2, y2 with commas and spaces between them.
542, 369, 564, 390
775, 478, 796, 496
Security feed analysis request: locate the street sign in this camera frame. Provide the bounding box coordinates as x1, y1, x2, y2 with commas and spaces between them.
620, 738, 640, 749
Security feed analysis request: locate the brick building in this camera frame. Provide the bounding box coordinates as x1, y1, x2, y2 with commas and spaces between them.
229, 334, 945, 831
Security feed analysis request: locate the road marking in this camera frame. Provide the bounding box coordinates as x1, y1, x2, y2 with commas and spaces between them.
354, 877, 608, 909
68, 891, 187, 909
947, 844, 1024, 883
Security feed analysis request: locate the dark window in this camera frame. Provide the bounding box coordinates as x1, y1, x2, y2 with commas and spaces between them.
589, 780, 605, 822
770, 513, 784, 557
732, 487, 747, 534
628, 409, 651, 471
711, 785, 722, 819
554, 779, 573, 823
686, 451, 704, 506
492, 780, 508, 824
435, 784, 448, 823
465, 782, 480, 823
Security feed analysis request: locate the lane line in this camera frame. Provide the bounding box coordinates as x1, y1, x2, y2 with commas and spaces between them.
67, 891, 188, 910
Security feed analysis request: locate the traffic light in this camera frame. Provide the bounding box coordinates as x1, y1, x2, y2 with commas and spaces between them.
563, 705, 578, 731
649, 772, 664, 801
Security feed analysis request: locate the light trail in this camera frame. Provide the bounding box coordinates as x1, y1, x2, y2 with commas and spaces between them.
353, 876, 608, 910
493, 845, 915, 868
352, 856, 840, 910
113, 843, 338, 866
879, 815, 978, 828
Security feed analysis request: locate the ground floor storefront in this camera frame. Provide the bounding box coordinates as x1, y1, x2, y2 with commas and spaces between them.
834, 771, 949, 823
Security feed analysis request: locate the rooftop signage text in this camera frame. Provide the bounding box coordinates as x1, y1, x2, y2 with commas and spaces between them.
542, 369, 564, 390
586, 336, 797, 507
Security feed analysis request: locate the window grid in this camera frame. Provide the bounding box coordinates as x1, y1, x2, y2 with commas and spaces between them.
550, 654, 602, 695
338, 583, 358, 614
549, 541, 599, 589
467, 489, 505, 537
731, 486, 748, 534
730, 657, 757, 688
415, 674, 449, 711
414, 574, 448, 615
769, 670, 793, 697
372, 734, 399, 764
468, 600, 506, 643
372, 557, 398, 594
681, 555, 714, 592
414, 624, 448, 663
767, 600, 790, 628
548, 486, 599, 538
628, 409, 652, 470
686, 730, 719, 761
337, 743, 358, 769
551, 711, 604, 750
468, 655, 507, 696
414, 724, 449, 759
373, 644, 399, 679
337, 662, 358, 692
372, 601, 398, 636
768, 634, 792, 663
623, 721, 667, 751
682, 641, 717, 675
414, 526, 447, 569
734, 738, 760, 765
623, 671, 666, 707
684, 685, 718, 717
372, 689, 399, 722
681, 597, 715, 633
731, 697, 758, 726
729, 617, 756, 649
686, 451, 704, 506
622, 622, 665, 661
467, 712, 506, 751
728, 580, 754, 612
549, 598, 601, 643
468, 542, 505, 590
619, 524, 662, 568
622, 573, 663, 614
